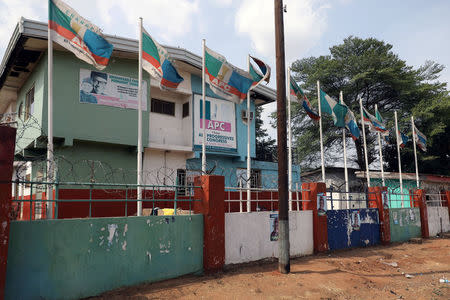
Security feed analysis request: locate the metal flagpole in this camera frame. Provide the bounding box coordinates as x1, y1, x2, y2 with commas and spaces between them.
359, 98, 370, 187
287, 67, 292, 211
340, 92, 349, 204
47, 3, 54, 219
137, 17, 143, 216
246, 55, 251, 212
376, 104, 385, 186
202, 39, 206, 174
411, 116, 420, 188
394, 111, 404, 207
316, 81, 325, 183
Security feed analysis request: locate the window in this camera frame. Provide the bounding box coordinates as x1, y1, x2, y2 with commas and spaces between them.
236, 168, 262, 188
25, 85, 35, 120
18, 102, 23, 119
151, 98, 175, 116
182, 102, 189, 118
176, 169, 198, 196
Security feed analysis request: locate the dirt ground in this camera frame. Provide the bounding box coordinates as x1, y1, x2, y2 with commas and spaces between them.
89, 238, 450, 300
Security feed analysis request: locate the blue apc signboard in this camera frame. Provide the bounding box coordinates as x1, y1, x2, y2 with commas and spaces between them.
327, 209, 380, 250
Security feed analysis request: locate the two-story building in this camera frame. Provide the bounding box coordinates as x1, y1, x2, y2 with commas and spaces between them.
1, 18, 300, 199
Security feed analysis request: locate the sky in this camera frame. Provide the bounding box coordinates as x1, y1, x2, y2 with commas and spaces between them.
0, 0, 449, 143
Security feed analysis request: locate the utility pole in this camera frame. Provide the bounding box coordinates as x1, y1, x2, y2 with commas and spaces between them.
274, 0, 290, 274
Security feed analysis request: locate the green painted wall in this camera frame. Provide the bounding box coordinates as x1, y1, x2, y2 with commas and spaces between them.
5, 215, 203, 300
371, 178, 416, 208
55, 140, 138, 183
15, 52, 47, 152
42, 50, 150, 147
389, 207, 421, 242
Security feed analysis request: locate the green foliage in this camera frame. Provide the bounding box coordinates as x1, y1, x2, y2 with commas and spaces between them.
288, 36, 449, 174
255, 106, 277, 162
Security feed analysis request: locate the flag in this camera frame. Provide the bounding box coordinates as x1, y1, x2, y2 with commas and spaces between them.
249, 56, 271, 89
342, 100, 360, 140
413, 124, 427, 152
362, 106, 388, 134
320, 90, 347, 127
204, 46, 254, 103
289, 77, 320, 121
142, 28, 184, 91
375, 106, 390, 143
397, 128, 409, 148
48, 0, 113, 70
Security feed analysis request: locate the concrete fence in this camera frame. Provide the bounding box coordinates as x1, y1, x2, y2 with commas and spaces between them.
1, 172, 450, 299
225, 211, 313, 264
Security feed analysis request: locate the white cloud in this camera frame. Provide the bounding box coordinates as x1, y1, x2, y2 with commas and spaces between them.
0, 0, 200, 59
0, 0, 45, 56
235, 0, 329, 64
210, 0, 233, 7
95, 0, 200, 43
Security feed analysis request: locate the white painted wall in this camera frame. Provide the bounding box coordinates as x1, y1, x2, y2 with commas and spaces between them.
143, 149, 190, 186
427, 207, 450, 236
225, 211, 313, 265
148, 87, 192, 149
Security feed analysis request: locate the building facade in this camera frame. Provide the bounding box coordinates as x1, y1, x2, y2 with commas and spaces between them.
1, 18, 300, 196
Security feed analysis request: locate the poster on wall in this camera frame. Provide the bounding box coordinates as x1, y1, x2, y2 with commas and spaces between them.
351, 211, 361, 230
382, 191, 389, 209
317, 193, 327, 216
79, 68, 147, 110
193, 94, 236, 150
270, 213, 279, 241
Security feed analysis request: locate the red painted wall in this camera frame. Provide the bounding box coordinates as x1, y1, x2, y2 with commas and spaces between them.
301, 182, 328, 253
0, 126, 16, 299
368, 186, 390, 245
194, 175, 225, 273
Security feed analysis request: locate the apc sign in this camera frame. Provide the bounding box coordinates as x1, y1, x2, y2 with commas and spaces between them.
194, 94, 236, 150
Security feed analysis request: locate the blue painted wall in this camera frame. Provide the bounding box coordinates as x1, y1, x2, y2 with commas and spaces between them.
327, 209, 380, 250
5, 215, 203, 300
187, 155, 301, 188
191, 74, 257, 159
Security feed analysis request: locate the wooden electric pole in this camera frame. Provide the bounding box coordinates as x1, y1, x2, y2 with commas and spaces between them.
274, 0, 290, 274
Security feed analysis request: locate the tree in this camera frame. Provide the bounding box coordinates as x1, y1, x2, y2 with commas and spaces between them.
288, 36, 449, 174
255, 106, 277, 162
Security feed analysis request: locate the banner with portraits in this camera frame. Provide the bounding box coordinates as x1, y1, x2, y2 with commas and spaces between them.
79, 68, 147, 110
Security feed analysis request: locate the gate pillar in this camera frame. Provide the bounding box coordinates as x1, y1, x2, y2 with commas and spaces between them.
302, 182, 328, 253
412, 189, 429, 238
368, 186, 390, 245
0, 126, 16, 299
194, 175, 225, 273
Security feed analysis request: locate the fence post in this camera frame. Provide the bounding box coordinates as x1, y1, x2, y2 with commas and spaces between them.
301, 182, 328, 253
413, 189, 429, 239
0, 126, 16, 298
446, 191, 450, 220
194, 175, 225, 273
368, 186, 390, 245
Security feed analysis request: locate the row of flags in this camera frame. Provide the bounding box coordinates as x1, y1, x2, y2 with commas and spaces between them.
49, 0, 270, 100
48, 0, 427, 158
289, 76, 427, 152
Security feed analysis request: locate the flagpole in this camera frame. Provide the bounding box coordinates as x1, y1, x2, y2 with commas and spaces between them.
316, 81, 325, 183
359, 98, 370, 188
47, 2, 54, 219
246, 55, 251, 212
411, 116, 419, 188
340, 92, 349, 200
375, 104, 385, 186
394, 111, 404, 207
287, 67, 292, 211
202, 39, 206, 174
137, 17, 143, 216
